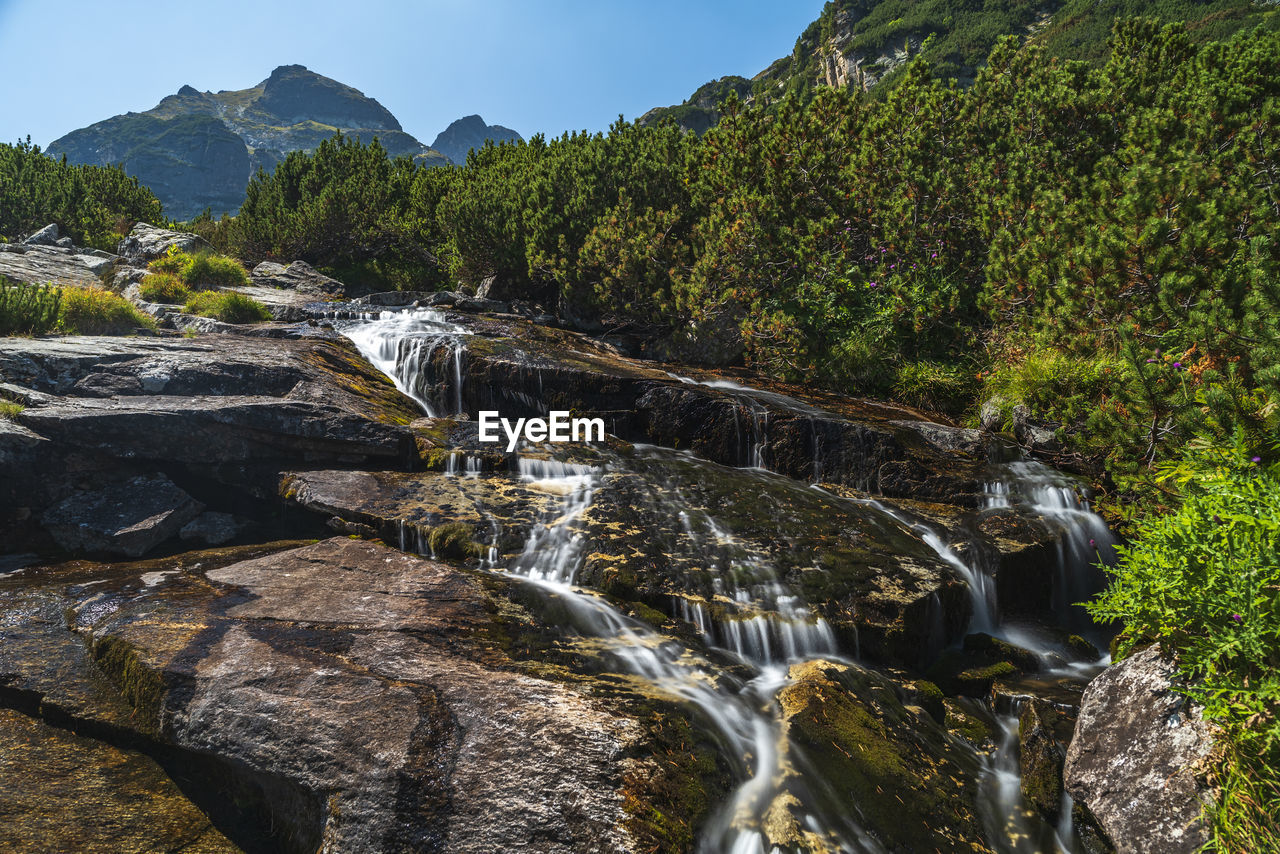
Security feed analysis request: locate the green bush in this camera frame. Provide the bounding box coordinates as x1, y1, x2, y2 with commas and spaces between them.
183, 252, 249, 287
0, 400, 24, 419
0, 278, 61, 335
184, 290, 271, 323
58, 286, 157, 335
148, 248, 249, 288
893, 361, 976, 415
980, 349, 1127, 429
1089, 438, 1280, 850
136, 273, 190, 304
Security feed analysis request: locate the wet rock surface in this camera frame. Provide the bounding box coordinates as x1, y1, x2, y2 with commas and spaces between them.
0, 708, 240, 854
0, 304, 1133, 852
0, 539, 650, 854
1065, 645, 1215, 854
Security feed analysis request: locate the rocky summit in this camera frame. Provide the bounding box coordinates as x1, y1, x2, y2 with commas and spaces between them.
47, 66, 502, 219
429, 114, 523, 164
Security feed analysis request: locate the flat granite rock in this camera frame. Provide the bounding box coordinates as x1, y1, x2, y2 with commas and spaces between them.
0, 538, 646, 854
0, 242, 110, 289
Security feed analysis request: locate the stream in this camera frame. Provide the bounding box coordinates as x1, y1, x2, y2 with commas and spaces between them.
341, 307, 1119, 854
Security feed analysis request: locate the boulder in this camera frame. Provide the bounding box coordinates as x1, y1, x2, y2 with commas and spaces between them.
0, 335, 421, 512
1019, 699, 1066, 819
116, 222, 211, 266
40, 473, 204, 557
891, 419, 988, 456
250, 259, 345, 297
22, 223, 59, 246
0, 538, 649, 853
1065, 645, 1215, 853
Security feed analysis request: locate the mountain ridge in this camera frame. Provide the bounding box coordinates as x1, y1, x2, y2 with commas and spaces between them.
48, 65, 520, 220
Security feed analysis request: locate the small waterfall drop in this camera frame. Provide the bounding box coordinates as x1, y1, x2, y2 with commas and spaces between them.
984, 461, 1118, 634
342, 308, 468, 416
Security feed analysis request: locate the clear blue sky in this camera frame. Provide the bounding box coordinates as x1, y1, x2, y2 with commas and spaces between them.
0, 0, 825, 148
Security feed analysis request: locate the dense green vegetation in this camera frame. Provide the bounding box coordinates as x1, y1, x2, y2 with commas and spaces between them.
0, 139, 163, 250
56, 287, 157, 335
221, 20, 1278, 485
1091, 439, 1280, 849
0, 279, 62, 335
183, 290, 271, 324
1, 277, 155, 336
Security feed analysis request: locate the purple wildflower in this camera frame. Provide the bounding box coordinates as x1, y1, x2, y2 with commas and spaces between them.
1146, 358, 1156, 363
881, 248, 887, 253
1253, 456, 1263, 464
931, 253, 938, 259
869, 282, 878, 288
1232, 614, 1243, 623
1173, 362, 1182, 369
1089, 539, 1096, 547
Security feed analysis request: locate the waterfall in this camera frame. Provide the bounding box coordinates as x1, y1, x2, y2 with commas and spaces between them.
827, 489, 1000, 635
984, 461, 1118, 634
502, 458, 873, 853
341, 308, 468, 417
979, 704, 1079, 854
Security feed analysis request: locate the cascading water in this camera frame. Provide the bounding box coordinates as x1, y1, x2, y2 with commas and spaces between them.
984, 461, 1118, 636
346, 313, 1118, 853
499, 456, 877, 853
980, 702, 1080, 853
341, 308, 468, 416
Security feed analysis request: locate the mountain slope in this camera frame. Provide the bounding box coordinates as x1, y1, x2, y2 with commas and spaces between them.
430, 115, 523, 164
642, 0, 1278, 131
49, 65, 451, 219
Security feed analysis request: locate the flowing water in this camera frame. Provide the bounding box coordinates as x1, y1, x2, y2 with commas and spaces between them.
503, 456, 877, 853
341, 311, 1123, 853
342, 308, 468, 416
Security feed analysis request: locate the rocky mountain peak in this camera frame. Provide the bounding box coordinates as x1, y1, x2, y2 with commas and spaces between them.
430, 115, 523, 164
256, 64, 401, 132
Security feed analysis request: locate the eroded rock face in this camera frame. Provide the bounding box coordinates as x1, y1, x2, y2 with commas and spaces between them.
40, 473, 204, 557
0, 538, 649, 854
1065, 645, 1215, 854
